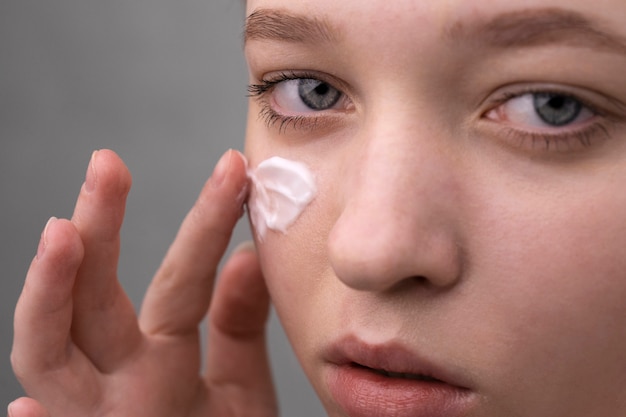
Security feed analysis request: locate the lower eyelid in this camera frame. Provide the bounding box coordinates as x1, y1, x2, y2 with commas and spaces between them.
479, 117, 613, 154
256, 97, 350, 134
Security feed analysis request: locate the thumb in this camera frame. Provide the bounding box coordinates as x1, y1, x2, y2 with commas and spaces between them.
204, 241, 277, 415
8, 398, 51, 417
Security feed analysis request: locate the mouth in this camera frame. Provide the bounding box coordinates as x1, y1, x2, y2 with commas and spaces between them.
324, 336, 476, 417
354, 362, 442, 382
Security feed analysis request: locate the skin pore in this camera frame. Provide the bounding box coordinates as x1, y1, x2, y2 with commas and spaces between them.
244, 0, 626, 416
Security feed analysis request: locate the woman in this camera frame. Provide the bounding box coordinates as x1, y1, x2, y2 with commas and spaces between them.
10, 0, 626, 415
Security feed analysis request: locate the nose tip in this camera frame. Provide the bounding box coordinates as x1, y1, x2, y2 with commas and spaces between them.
326, 110, 465, 294
328, 211, 463, 293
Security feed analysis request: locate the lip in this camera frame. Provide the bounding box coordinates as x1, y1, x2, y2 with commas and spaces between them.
323, 336, 476, 417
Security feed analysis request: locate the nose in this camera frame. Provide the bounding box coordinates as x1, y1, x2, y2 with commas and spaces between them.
328, 114, 464, 293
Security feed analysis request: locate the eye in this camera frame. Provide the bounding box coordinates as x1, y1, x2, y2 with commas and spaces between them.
486, 92, 595, 129
273, 78, 343, 113
479, 87, 624, 153
247, 72, 353, 132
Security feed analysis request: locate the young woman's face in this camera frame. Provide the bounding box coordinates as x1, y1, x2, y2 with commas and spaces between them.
243, 0, 626, 415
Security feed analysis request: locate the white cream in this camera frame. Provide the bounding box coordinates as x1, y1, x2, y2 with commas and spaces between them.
247, 156, 317, 240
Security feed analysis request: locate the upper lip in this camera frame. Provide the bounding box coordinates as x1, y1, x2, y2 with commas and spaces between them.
324, 335, 470, 389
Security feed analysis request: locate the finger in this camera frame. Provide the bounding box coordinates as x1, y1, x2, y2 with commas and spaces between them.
12, 217, 84, 381
70, 149, 142, 371
140, 149, 249, 336
205, 242, 277, 415
12, 219, 102, 408
8, 398, 51, 417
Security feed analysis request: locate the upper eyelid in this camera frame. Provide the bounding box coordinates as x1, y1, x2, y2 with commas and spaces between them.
249, 70, 353, 98
480, 84, 626, 121
492, 91, 601, 120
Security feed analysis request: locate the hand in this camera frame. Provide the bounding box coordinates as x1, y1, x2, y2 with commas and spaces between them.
10, 149, 277, 417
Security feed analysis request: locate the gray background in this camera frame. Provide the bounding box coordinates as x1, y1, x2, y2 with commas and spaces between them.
0, 0, 324, 415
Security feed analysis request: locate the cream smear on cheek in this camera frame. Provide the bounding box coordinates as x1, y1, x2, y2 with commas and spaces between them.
247, 156, 317, 240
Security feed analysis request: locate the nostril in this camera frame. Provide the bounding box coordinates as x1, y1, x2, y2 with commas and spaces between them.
411, 276, 429, 285
409, 275, 455, 290
374, 275, 436, 295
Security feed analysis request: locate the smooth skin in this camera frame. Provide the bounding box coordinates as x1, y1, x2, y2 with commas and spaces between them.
10, 149, 277, 417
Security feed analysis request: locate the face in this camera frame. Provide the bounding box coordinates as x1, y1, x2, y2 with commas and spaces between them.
243, 0, 626, 416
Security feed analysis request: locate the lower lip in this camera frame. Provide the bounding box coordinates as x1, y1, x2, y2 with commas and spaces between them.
326, 364, 475, 417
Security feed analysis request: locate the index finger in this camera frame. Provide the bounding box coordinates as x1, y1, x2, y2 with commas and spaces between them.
139, 150, 249, 336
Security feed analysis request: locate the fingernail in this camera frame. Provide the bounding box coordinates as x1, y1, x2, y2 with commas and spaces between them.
233, 240, 256, 254
236, 181, 249, 210
237, 150, 249, 167
234, 151, 250, 212
211, 150, 233, 188
7, 401, 14, 417
84, 150, 98, 193
37, 216, 58, 260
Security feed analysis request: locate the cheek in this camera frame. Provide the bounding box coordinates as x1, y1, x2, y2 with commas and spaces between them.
485, 181, 626, 315
252, 168, 340, 359
464, 175, 626, 409
256, 232, 330, 372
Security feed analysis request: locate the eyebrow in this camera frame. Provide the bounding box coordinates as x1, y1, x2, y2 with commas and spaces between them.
446, 8, 626, 55
244, 9, 338, 45
244, 7, 626, 56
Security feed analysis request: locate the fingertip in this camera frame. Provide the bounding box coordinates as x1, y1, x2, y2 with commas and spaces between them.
233, 149, 248, 170
194, 150, 250, 223
214, 149, 249, 187
21, 217, 84, 316
232, 240, 256, 255
7, 398, 50, 417
83, 151, 98, 193
226, 149, 251, 188
230, 150, 251, 208
35, 217, 57, 260
39, 218, 84, 266
72, 149, 132, 239
82, 148, 132, 197
224, 240, 262, 280
227, 242, 261, 279
96, 149, 133, 193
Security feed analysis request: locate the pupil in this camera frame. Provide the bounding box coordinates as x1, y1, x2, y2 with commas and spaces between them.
314, 84, 330, 95
548, 96, 565, 108
533, 93, 582, 126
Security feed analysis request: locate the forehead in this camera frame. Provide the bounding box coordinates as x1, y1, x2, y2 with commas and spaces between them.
244, 0, 626, 72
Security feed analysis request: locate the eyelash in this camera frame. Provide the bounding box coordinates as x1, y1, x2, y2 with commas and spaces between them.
248, 74, 618, 153
248, 71, 335, 132
499, 123, 610, 152
482, 87, 613, 152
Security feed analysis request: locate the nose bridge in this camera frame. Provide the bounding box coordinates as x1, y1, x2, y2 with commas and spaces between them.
358, 116, 444, 211
351, 107, 454, 231
328, 109, 463, 291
